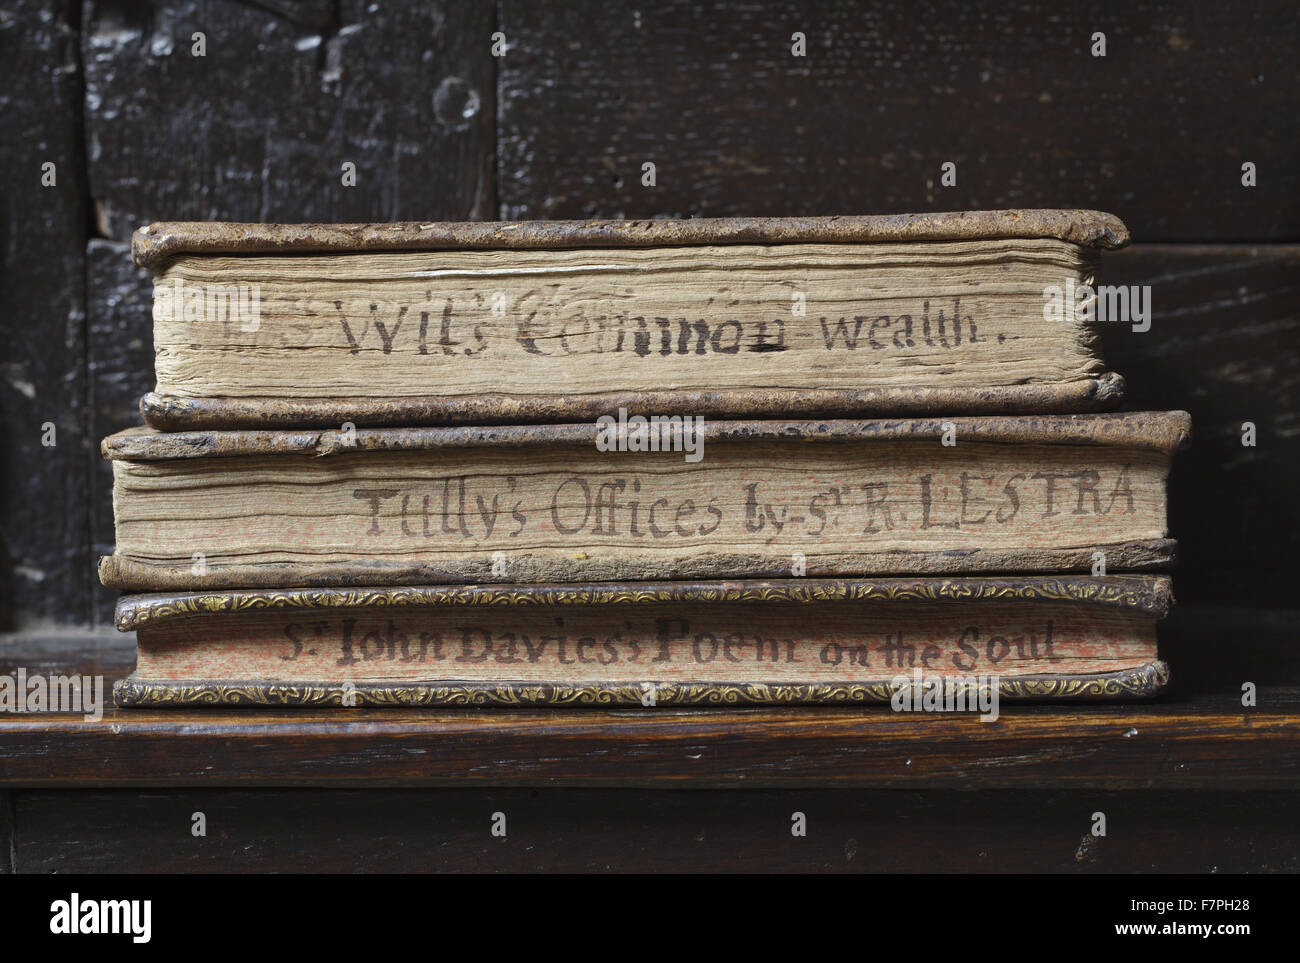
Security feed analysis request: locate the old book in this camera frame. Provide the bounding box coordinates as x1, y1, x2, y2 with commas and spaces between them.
134, 211, 1129, 429
112, 575, 1171, 707
99, 412, 1189, 591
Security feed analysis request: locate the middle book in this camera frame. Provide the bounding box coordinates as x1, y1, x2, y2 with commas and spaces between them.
99, 411, 1188, 591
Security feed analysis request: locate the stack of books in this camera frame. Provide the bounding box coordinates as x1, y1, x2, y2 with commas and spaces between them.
102, 211, 1188, 709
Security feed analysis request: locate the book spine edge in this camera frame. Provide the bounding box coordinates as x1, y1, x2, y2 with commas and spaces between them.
113, 662, 1170, 708
99, 540, 1180, 592
139, 375, 1128, 431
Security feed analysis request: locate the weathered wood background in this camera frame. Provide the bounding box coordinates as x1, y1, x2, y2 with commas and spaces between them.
9, 788, 1299, 872
1, 0, 1297, 628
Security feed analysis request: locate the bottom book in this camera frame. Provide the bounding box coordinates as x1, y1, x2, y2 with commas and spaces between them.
112, 576, 1171, 708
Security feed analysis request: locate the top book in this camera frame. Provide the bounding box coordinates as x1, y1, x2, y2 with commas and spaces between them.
134, 210, 1131, 430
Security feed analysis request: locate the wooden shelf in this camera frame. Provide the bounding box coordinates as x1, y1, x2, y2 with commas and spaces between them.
1, 608, 1296, 789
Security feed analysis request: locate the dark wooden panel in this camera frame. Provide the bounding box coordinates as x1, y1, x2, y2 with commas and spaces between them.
82, 0, 496, 241
7, 704, 1292, 788
86, 240, 155, 626
498, 0, 1298, 239
0, 609, 1295, 789
0, 792, 12, 874
11, 787, 1300, 872
0, 626, 133, 693
0, 0, 91, 628
1101, 245, 1300, 607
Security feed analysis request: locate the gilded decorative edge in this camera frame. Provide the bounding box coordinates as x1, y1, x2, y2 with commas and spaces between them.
113, 662, 1169, 708
132, 210, 1131, 269
98, 540, 1179, 594
138, 376, 1126, 431
114, 575, 1173, 631
102, 410, 1192, 460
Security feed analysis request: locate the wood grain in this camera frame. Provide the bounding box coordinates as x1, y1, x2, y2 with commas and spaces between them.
87, 240, 156, 627
2, 689, 1294, 789
0, 0, 90, 628
0, 792, 12, 875
82, 0, 496, 241
1100, 245, 1300, 607
497, 0, 1299, 239
10, 787, 1299, 872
